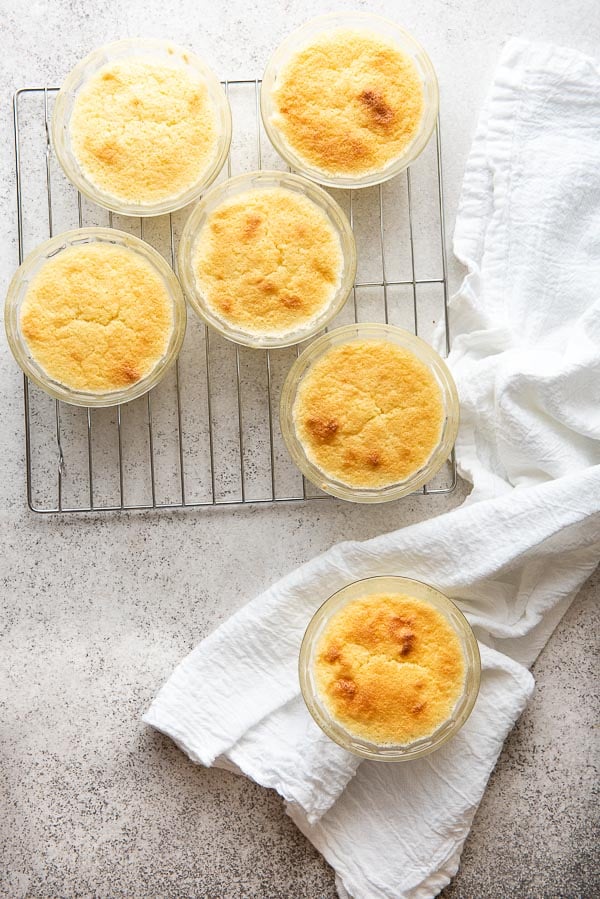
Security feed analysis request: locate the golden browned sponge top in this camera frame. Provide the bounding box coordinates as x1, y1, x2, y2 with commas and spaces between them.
271, 29, 424, 175
20, 243, 173, 392
70, 57, 218, 204
192, 187, 343, 336
293, 340, 444, 488
314, 593, 466, 745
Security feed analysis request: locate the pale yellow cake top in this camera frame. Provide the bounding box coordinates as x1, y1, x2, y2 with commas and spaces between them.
314, 593, 466, 745
20, 243, 173, 392
192, 187, 343, 336
293, 340, 444, 488
272, 29, 424, 175
70, 56, 218, 204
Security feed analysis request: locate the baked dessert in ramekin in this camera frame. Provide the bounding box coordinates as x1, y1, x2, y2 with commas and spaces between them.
52, 39, 231, 216
178, 171, 356, 348
5, 228, 186, 407
280, 324, 458, 502
300, 576, 480, 761
261, 13, 438, 188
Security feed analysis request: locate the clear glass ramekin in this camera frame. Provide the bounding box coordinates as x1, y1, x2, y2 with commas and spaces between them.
280, 323, 459, 502
52, 39, 232, 217
260, 12, 439, 189
299, 575, 481, 761
178, 170, 357, 349
5, 227, 187, 407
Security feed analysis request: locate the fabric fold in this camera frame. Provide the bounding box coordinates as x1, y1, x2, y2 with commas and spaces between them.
289, 646, 535, 899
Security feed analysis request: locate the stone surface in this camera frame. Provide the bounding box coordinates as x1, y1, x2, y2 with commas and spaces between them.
1, 1, 599, 897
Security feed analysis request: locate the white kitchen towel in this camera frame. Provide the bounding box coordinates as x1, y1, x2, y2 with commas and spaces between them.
144, 38, 600, 899
450, 39, 600, 503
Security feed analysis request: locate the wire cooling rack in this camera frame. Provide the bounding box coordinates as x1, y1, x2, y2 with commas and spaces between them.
13, 81, 456, 513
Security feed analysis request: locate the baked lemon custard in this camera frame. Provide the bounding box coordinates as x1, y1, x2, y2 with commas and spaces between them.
314, 592, 466, 745
19, 243, 173, 392
192, 186, 343, 337
69, 56, 219, 205
293, 339, 444, 488
270, 29, 424, 176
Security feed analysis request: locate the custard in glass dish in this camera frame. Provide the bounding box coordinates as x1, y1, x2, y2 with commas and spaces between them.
299, 576, 481, 761
261, 13, 439, 188
5, 228, 186, 407
52, 39, 231, 216
280, 324, 458, 502
178, 171, 356, 348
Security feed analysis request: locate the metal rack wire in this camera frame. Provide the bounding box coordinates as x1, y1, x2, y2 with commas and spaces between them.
13, 80, 456, 513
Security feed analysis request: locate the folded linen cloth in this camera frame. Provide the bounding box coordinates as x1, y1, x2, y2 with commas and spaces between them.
144, 38, 600, 899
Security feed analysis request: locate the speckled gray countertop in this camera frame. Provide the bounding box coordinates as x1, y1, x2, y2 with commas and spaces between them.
1, 1, 598, 896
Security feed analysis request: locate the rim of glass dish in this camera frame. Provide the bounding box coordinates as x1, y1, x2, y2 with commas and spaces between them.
51, 38, 232, 217
280, 323, 459, 502
5, 227, 187, 407
260, 11, 439, 189
299, 575, 481, 761
177, 170, 357, 349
